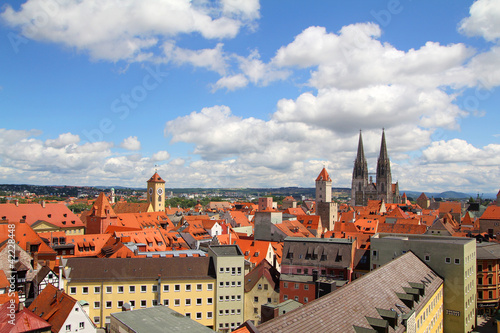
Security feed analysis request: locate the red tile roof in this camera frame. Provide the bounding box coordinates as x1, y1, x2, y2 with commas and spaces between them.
0, 221, 57, 257
0, 202, 84, 229
28, 284, 78, 333
316, 167, 331, 181
481, 205, 500, 220
0, 304, 51, 333
147, 172, 166, 183
90, 192, 117, 218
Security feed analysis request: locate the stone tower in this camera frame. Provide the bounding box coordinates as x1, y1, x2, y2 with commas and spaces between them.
351, 131, 369, 206
147, 172, 166, 212
315, 167, 338, 232
376, 129, 392, 202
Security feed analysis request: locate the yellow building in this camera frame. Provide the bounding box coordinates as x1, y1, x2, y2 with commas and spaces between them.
63, 256, 216, 329
416, 284, 444, 333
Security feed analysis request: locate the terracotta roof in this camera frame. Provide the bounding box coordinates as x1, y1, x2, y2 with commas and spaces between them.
0, 220, 57, 256
354, 218, 378, 234
275, 220, 315, 238
147, 172, 166, 183
439, 201, 462, 214
283, 207, 306, 215
0, 202, 84, 228
0, 304, 51, 333
28, 284, 77, 333
316, 167, 331, 182
62, 234, 112, 257
258, 252, 443, 333
234, 239, 278, 267
481, 205, 500, 220
90, 192, 117, 218
377, 223, 427, 235
0, 271, 8, 290
113, 202, 152, 214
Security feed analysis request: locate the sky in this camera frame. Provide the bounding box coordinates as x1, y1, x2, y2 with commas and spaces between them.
1, 0, 500, 195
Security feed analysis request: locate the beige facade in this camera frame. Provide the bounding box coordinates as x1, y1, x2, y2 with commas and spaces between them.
244, 275, 280, 325
371, 233, 476, 333
208, 245, 245, 332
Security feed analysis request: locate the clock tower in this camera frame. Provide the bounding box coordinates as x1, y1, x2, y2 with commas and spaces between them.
147, 172, 166, 212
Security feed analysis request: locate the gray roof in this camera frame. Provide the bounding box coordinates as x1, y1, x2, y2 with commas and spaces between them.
373, 233, 474, 245
258, 252, 443, 333
65, 257, 215, 282
208, 244, 242, 256
264, 299, 303, 316
476, 242, 500, 259
111, 306, 214, 333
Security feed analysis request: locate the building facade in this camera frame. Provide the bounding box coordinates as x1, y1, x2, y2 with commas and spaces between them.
146, 172, 166, 212
476, 242, 500, 316
315, 167, 338, 232
208, 245, 245, 332
371, 233, 476, 333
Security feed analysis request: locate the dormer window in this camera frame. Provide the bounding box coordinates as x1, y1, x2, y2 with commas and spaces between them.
47, 214, 51, 218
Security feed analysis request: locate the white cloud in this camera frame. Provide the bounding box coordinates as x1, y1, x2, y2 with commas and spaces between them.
45, 132, 80, 148
151, 151, 170, 161
459, 0, 500, 42
212, 74, 249, 91
1, 0, 259, 62
120, 136, 141, 151
162, 42, 228, 75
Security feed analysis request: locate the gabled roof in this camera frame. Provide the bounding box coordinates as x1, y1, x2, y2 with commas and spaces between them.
28, 284, 77, 333
0, 271, 8, 290
283, 207, 306, 216
275, 220, 315, 238
258, 252, 443, 333
377, 223, 427, 235
113, 202, 153, 214
63, 233, 113, 257
0, 221, 57, 256
316, 167, 331, 182
244, 259, 280, 293
0, 304, 51, 333
235, 239, 275, 266
439, 201, 462, 214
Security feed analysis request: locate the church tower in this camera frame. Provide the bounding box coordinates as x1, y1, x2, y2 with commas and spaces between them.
351, 131, 368, 206
316, 167, 332, 205
376, 129, 392, 203
147, 172, 166, 212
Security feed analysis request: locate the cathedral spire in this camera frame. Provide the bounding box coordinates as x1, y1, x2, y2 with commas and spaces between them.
356, 130, 366, 163
353, 131, 368, 179
379, 128, 388, 161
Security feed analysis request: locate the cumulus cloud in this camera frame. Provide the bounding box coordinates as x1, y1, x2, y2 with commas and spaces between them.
151, 150, 170, 161
45, 132, 80, 148
459, 0, 500, 42
120, 136, 141, 151
1, 0, 259, 62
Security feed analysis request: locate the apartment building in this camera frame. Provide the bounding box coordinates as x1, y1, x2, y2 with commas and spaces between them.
63, 256, 216, 329
371, 233, 476, 333
208, 245, 245, 332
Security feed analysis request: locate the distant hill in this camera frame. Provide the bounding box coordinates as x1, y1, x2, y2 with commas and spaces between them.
402, 190, 496, 200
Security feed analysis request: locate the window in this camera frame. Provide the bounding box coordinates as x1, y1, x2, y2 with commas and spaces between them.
283, 282, 288, 288
231, 295, 236, 301
196, 312, 202, 319
207, 283, 213, 291
118, 286, 124, 293
152, 285, 158, 292
489, 291, 493, 299
258, 284, 262, 290
106, 286, 112, 293
254, 307, 258, 314
297, 269, 302, 274
219, 282, 224, 288
174, 284, 181, 292
219, 296, 224, 302
304, 297, 309, 303
219, 267, 224, 273
163, 299, 169, 306
70, 287, 76, 294
478, 277, 483, 285
238, 267, 242, 275
237, 309, 241, 314
197, 284, 202, 291
294, 283, 299, 289
237, 295, 241, 301
478, 264, 483, 271
267, 297, 272, 303
489, 277, 493, 284
106, 301, 112, 308
152, 300, 158, 306
254, 296, 259, 302
232, 267, 236, 275
185, 313, 191, 318
163, 285, 169, 292
225, 296, 230, 301
207, 312, 213, 319
94, 317, 100, 324
94, 286, 100, 294
129, 286, 135, 293
237, 281, 242, 287
118, 301, 123, 307
94, 301, 100, 309
294, 296, 299, 301
186, 299, 191, 306
219, 310, 223, 316
225, 281, 230, 287
231, 281, 236, 287
196, 298, 202, 305
130, 300, 135, 307
264, 284, 268, 290
445, 257, 451, 264
207, 298, 213, 305
81, 286, 88, 294
225, 310, 229, 315
226, 267, 230, 273
66, 325, 71, 331
455, 258, 460, 264
304, 284, 309, 290
425, 255, 430, 262
139, 300, 146, 307
141, 285, 147, 292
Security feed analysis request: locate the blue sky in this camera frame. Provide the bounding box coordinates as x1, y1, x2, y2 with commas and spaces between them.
1, 0, 500, 194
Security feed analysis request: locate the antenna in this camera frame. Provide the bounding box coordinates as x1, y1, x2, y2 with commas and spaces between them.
154, 164, 158, 173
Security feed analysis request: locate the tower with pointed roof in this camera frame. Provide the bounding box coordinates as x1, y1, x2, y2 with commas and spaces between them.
351, 130, 400, 206
147, 172, 166, 212
86, 192, 118, 234
315, 167, 338, 232
351, 131, 369, 206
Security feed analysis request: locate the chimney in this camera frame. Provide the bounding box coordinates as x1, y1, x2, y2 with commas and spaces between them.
58, 256, 64, 290
15, 200, 19, 207
41, 200, 46, 208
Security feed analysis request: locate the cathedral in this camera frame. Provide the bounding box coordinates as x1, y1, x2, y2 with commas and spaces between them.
351, 130, 400, 206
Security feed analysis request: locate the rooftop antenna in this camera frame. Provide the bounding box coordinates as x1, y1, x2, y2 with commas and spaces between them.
154, 164, 158, 173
